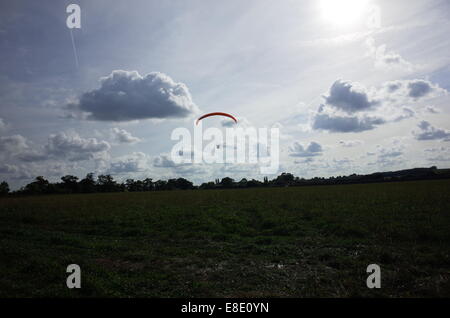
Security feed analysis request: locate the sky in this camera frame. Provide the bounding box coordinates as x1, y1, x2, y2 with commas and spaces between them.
1, 0, 450, 189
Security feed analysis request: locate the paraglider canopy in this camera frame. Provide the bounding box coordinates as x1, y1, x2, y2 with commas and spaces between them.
196, 112, 238, 125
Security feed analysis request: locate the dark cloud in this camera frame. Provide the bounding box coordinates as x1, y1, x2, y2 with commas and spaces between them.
44, 132, 111, 161
6, 132, 110, 163
383, 79, 444, 100
425, 106, 440, 114
16, 150, 49, 162
71, 70, 199, 122
310, 78, 446, 134
0, 118, 5, 131
323, 79, 379, 113
108, 152, 149, 174
289, 141, 323, 157
0, 134, 28, 154
408, 80, 433, 98
0, 163, 18, 174
387, 82, 401, 92
312, 113, 385, 133
414, 121, 450, 141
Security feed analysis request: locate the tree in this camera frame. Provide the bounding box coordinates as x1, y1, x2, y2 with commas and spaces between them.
247, 179, 262, 187
154, 180, 167, 191
125, 179, 145, 192
61, 175, 79, 193
79, 173, 96, 193
174, 178, 194, 190
25, 176, 50, 194
199, 181, 215, 189
0, 181, 9, 195
220, 177, 235, 188
142, 178, 153, 191
274, 173, 294, 187
97, 174, 120, 192
238, 178, 248, 188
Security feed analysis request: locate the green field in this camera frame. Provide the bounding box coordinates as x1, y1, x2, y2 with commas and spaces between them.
1, 179, 450, 297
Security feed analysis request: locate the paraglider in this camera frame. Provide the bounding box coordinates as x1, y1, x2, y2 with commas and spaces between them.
195, 112, 238, 125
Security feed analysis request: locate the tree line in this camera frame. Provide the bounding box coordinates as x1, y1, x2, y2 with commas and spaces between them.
0, 166, 447, 196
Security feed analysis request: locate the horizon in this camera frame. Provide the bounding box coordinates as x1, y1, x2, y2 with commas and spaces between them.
3, 164, 447, 192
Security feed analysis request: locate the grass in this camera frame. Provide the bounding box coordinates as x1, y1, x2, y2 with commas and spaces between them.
0, 179, 449, 297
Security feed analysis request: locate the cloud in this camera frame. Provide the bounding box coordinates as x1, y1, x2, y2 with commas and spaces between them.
383, 79, 446, 100
311, 78, 446, 133
408, 80, 433, 98
378, 149, 403, 159
393, 107, 415, 122
0, 164, 19, 174
70, 70, 199, 121
424, 147, 450, 163
221, 116, 251, 128
289, 141, 323, 157
323, 79, 379, 113
424, 106, 440, 114
107, 152, 150, 174
16, 150, 49, 162
294, 157, 315, 164
10, 132, 110, 163
339, 140, 363, 147
427, 155, 450, 163
0, 135, 28, 154
150, 153, 212, 183
44, 132, 111, 161
413, 121, 450, 141
312, 112, 385, 133
365, 37, 413, 70
0, 118, 6, 131
153, 154, 177, 168
111, 128, 142, 144
366, 144, 405, 168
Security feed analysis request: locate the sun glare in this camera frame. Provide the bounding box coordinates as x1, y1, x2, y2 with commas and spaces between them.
320, 0, 370, 27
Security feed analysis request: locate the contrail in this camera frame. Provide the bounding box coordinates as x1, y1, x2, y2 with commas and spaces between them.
69, 28, 79, 68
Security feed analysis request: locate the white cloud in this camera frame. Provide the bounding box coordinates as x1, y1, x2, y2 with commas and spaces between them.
339, 140, 363, 147
153, 154, 178, 168
365, 37, 413, 70
221, 116, 251, 128
393, 107, 415, 122
111, 128, 142, 144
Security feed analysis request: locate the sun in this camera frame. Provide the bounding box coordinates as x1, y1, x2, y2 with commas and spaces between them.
319, 0, 370, 27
